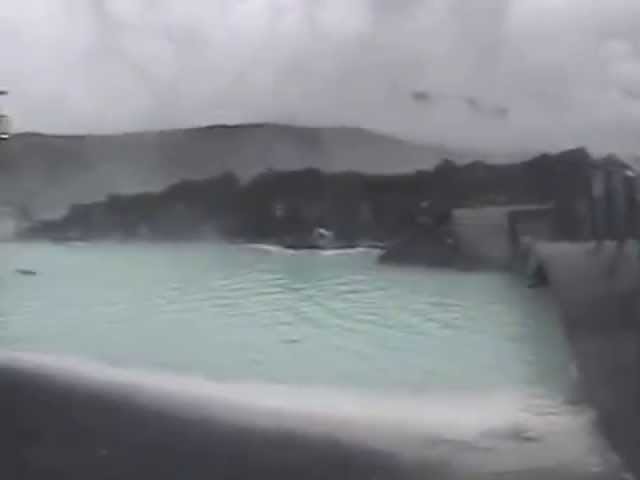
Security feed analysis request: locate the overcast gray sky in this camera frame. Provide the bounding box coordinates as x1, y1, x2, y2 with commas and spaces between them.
1, 0, 639, 155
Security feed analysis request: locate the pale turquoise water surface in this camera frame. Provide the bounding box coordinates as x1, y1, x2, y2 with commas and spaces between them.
0, 242, 572, 395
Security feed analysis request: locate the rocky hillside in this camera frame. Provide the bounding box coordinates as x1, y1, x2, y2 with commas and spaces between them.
0, 124, 472, 219
22, 148, 595, 247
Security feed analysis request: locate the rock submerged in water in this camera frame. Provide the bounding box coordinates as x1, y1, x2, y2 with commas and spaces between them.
378, 231, 461, 268
15, 269, 37, 276
377, 201, 465, 268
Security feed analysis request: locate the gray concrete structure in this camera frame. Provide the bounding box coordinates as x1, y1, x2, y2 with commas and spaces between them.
532, 242, 640, 478
452, 204, 554, 269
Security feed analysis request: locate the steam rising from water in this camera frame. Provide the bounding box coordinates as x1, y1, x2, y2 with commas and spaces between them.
1, 0, 640, 155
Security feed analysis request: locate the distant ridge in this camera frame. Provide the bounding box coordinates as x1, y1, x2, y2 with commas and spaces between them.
0, 123, 496, 218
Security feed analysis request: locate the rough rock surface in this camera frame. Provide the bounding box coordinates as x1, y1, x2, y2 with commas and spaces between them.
20, 147, 597, 253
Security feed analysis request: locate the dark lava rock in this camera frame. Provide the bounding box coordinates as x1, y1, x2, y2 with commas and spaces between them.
378, 236, 459, 268
19, 147, 602, 256
378, 223, 462, 268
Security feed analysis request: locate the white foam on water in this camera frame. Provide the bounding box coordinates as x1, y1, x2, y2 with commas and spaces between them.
243, 243, 380, 256
318, 247, 380, 256
243, 243, 300, 254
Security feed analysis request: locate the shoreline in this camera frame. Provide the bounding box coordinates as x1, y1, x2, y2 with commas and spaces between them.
0, 237, 635, 477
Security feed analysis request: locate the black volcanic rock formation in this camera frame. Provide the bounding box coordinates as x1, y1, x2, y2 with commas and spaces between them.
21, 147, 597, 249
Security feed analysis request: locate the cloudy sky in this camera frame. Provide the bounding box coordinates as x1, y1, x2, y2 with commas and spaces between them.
1, 0, 639, 155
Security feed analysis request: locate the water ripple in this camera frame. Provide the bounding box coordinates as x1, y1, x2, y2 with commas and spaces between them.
0, 242, 572, 394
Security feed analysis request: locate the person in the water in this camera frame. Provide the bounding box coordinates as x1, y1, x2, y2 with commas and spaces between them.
527, 261, 548, 288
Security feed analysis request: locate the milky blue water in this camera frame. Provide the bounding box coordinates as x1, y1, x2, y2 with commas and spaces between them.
0, 242, 572, 395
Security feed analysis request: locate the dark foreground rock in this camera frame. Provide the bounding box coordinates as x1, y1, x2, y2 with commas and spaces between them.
0, 352, 621, 480
0, 356, 420, 480
378, 219, 465, 268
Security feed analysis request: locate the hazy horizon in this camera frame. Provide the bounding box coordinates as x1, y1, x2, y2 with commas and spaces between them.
1, 1, 640, 158
4, 121, 529, 158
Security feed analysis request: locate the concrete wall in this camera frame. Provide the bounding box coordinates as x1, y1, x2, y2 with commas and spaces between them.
533, 242, 640, 479
452, 205, 553, 269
